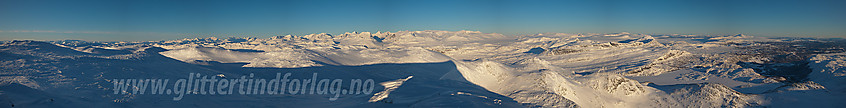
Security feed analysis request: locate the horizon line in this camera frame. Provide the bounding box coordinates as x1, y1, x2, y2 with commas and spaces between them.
3, 30, 844, 42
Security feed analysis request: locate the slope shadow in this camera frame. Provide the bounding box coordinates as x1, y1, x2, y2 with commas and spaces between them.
737, 61, 812, 83
189, 60, 523, 107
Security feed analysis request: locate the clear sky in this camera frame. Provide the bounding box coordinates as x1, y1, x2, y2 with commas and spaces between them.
1, 0, 845, 41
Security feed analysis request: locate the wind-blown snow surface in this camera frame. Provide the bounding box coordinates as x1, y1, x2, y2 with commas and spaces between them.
2, 30, 846, 107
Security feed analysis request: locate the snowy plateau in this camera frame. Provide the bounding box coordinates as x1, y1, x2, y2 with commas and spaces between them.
2, 30, 846, 108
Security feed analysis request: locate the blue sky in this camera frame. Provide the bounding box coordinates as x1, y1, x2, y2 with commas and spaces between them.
1, 0, 845, 41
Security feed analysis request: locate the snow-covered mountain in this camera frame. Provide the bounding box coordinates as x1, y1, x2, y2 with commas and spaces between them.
2, 30, 845, 107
